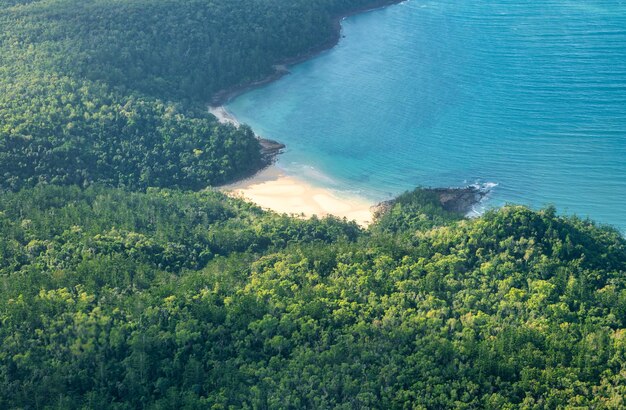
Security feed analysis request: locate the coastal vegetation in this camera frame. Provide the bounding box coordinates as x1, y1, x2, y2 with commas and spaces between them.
1, 0, 625, 408
0, 0, 392, 190
0, 75, 262, 191
1, 186, 625, 408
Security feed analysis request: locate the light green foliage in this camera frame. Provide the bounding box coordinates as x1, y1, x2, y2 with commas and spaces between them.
0, 186, 624, 408
1, 0, 625, 407
372, 188, 465, 233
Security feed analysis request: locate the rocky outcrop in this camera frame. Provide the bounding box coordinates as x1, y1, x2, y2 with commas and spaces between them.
259, 138, 286, 163
374, 185, 490, 217
431, 186, 488, 214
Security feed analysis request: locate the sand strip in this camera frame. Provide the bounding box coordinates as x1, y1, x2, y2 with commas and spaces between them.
210, 105, 375, 226
209, 106, 240, 127
220, 166, 374, 226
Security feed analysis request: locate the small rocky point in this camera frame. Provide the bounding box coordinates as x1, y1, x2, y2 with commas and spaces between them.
259, 138, 285, 162
434, 186, 488, 214
374, 186, 490, 217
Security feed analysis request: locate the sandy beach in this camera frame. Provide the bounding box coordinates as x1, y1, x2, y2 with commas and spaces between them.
209, 106, 240, 127
220, 166, 375, 226
210, 105, 376, 226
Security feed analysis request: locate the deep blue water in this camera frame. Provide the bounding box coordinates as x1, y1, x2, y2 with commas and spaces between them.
227, 0, 626, 230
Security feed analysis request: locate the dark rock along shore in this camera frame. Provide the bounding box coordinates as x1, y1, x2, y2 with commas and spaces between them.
374, 186, 489, 218
213, 0, 491, 214
259, 138, 286, 163
433, 186, 488, 214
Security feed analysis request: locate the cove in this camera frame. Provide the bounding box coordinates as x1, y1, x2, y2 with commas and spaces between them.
226, 0, 626, 231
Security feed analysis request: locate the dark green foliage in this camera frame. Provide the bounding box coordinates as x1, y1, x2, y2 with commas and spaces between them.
1, 0, 377, 101
1, 186, 625, 408
2, 0, 625, 407
0, 185, 360, 275
0, 0, 389, 191
0, 74, 262, 191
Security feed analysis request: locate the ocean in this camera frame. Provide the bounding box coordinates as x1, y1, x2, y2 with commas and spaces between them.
226, 0, 626, 231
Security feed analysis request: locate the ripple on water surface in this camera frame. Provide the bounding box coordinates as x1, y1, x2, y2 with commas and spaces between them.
227, 0, 626, 231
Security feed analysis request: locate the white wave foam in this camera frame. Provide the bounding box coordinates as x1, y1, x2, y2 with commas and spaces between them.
466, 181, 498, 218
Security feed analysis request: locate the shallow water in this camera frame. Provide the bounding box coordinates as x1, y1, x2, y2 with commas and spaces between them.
227, 0, 626, 230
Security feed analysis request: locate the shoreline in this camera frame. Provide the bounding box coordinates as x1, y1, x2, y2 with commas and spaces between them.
209, 105, 285, 164
220, 166, 376, 226
210, 108, 376, 226
210, 0, 406, 106
208, 1, 407, 226
209, 105, 492, 226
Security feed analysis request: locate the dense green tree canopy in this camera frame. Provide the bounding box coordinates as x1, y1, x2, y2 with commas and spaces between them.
1, 186, 625, 408
0, 0, 388, 191
0, 73, 262, 191
1, 0, 625, 408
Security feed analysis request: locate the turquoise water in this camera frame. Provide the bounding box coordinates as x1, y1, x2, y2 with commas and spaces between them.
227, 0, 626, 230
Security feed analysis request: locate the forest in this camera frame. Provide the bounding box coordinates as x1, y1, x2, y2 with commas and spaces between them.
1, 0, 626, 408
0, 0, 391, 190
1, 186, 625, 408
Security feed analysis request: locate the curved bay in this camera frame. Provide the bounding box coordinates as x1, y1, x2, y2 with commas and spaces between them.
228, 0, 626, 230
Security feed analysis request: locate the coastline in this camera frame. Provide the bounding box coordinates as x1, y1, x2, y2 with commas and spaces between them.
209, 105, 285, 162
210, 0, 405, 106
208, 106, 239, 127
220, 166, 375, 226
210, 1, 406, 226
210, 107, 375, 226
